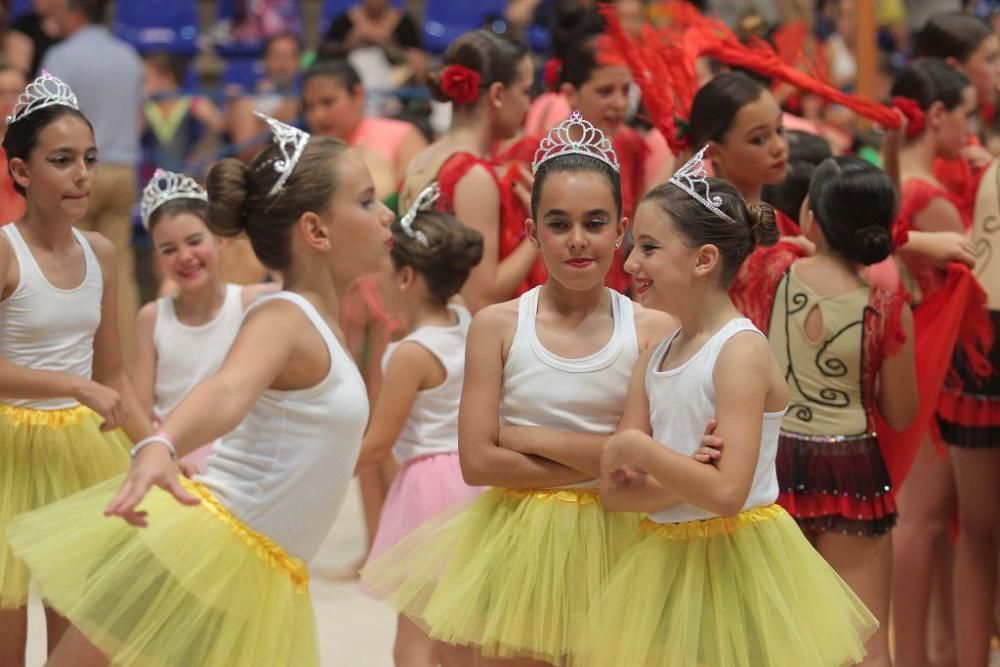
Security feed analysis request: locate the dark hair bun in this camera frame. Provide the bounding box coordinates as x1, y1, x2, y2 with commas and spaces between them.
851, 225, 893, 265
206, 158, 251, 238
446, 221, 485, 272
748, 202, 780, 248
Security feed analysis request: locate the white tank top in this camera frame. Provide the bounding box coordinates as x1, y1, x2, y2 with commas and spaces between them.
0, 224, 103, 409
645, 318, 786, 524
501, 286, 639, 488
196, 292, 369, 561
153, 284, 245, 421
381, 304, 471, 464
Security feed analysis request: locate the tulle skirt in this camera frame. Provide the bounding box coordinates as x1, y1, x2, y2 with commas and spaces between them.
583, 504, 878, 667
361, 486, 642, 664
364, 452, 482, 572
6, 475, 319, 667
0, 403, 131, 608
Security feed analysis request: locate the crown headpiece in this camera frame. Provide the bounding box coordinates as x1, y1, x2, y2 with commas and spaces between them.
398, 183, 440, 247
254, 111, 310, 197
668, 145, 737, 224
532, 111, 620, 175
7, 71, 79, 125
140, 169, 208, 230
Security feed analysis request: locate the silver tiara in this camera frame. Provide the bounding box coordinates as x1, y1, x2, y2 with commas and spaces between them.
140, 169, 208, 230
668, 145, 738, 224
531, 111, 620, 175
7, 70, 79, 125
398, 183, 439, 247
254, 111, 310, 197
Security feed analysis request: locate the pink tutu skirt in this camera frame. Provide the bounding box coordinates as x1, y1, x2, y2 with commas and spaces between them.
364, 452, 481, 581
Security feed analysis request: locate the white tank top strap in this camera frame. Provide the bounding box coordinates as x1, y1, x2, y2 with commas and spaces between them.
252, 291, 352, 374
613, 289, 639, 358
71, 227, 101, 281
2, 223, 33, 284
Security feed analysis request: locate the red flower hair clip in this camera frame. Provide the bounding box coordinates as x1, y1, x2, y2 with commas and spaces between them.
891, 96, 926, 140
543, 58, 563, 92
440, 64, 482, 105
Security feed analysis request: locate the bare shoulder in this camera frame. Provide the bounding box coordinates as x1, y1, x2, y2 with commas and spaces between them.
0, 229, 15, 297
136, 299, 159, 328
716, 328, 787, 406
240, 282, 280, 309
632, 301, 679, 350
470, 298, 519, 335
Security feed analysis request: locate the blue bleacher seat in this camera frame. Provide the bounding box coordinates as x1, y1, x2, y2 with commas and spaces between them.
221, 56, 266, 94
318, 0, 403, 40
114, 0, 199, 55
8, 0, 34, 23
421, 0, 508, 54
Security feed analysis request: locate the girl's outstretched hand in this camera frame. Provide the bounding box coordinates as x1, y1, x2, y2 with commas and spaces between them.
105, 445, 200, 527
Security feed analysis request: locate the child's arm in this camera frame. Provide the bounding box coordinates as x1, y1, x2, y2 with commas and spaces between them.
501, 307, 680, 477
459, 306, 593, 487
898, 230, 975, 268
132, 301, 159, 423
600, 345, 680, 512
105, 298, 323, 525
604, 332, 783, 516
354, 342, 435, 472
877, 303, 918, 430
88, 233, 153, 444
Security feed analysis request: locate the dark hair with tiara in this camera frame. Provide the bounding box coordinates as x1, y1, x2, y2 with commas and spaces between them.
147, 197, 210, 232
688, 72, 768, 147
641, 177, 779, 286
3, 105, 94, 197
807, 156, 897, 266
890, 58, 971, 113
916, 13, 994, 63
530, 153, 622, 220
207, 135, 350, 272
427, 30, 528, 107
390, 212, 484, 306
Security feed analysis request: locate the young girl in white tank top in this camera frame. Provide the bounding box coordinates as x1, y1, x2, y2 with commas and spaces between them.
362, 113, 677, 665
132, 170, 275, 472
0, 73, 153, 661
6, 116, 395, 666
586, 150, 878, 666
353, 187, 485, 664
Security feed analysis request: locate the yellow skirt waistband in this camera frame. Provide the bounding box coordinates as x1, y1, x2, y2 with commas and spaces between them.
641, 504, 786, 540
0, 403, 91, 428
501, 487, 601, 505
181, 479, 310, 591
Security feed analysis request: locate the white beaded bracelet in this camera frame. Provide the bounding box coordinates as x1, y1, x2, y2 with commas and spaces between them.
130, 435, 177, 461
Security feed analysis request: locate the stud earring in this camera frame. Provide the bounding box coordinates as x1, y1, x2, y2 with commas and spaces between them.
614, 240, 621, 249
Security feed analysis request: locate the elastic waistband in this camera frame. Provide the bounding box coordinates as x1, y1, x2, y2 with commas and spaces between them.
501, 487, 601, 505
181, 478, 310, 591
641, 504, 786, 540
0, 402, 90, 427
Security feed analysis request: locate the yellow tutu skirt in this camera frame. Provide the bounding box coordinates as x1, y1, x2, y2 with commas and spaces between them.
584, 504, 878, 667
0, 403, 131, 608
361, 486, 642, 664
6, 475, 318, 667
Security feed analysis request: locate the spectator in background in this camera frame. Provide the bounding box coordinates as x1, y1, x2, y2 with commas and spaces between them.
323, 0, 428, 85
221, 0, 302, 47
4, 0, 63, 77
141, 52, 226, 178
42, 0, 143, 366
302, 59, 427, 204
227, 32, 302, 161
0, 66, 26, 223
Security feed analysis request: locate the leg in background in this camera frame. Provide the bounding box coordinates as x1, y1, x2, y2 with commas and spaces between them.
0, 605, 28, 667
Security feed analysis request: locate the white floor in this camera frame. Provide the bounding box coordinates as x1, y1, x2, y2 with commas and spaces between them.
26, 479, 397, 666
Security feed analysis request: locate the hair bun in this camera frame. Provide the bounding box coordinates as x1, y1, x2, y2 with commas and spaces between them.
747, 202, 779, 248
851, 225, 893, 265
206, 158, 251, 238
447, 222, 485, 272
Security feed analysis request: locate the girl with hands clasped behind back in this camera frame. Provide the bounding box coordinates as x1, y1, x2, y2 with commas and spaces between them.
362, 112, 680, 666
0, 72, 151, 665
132, 170, 276, 473
5, 114, 394, 667
354, 187, 486, 667
587, 149, 879, 666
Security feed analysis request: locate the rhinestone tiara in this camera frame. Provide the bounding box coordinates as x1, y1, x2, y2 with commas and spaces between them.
398, 183, 439, 247
668, 145, 738, 224
140, 169, 208, 230
532, 111, 620, 175
7, 70, 79, 125
254, 111, 310, 197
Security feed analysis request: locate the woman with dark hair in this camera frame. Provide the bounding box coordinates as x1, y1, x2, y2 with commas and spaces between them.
733, 157, 916, 667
